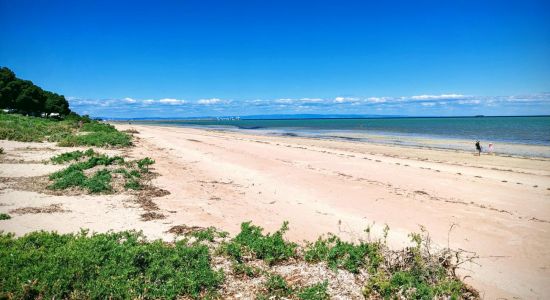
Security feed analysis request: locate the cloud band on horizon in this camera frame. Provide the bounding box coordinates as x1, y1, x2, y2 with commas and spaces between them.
67, 93, 550, 118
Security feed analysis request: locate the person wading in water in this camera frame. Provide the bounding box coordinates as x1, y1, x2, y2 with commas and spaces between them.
475, 140, 482, 156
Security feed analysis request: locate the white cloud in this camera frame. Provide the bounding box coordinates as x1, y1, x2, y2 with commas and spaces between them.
457, 99, 480, 105
197, 98, 223, 105
334, 97, 360, 103
66, 93, 550, 118
300, 98, 323, 103
275, 98, 294, 104
159, 98, 186, 105
410, 94, 466, 100
366, 97, 388, 103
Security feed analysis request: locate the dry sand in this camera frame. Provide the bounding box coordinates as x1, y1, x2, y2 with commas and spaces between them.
1, 124, 549, 299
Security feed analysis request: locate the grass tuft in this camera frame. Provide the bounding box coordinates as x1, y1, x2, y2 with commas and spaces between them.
0, 213, 11, 220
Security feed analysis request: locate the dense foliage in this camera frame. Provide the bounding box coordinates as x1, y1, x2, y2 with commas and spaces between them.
0, 230, 224, 299
0, 67, 70, 115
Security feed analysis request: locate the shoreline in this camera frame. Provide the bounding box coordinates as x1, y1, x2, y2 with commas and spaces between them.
116, 121, 550, 159
2, 123, 550, 299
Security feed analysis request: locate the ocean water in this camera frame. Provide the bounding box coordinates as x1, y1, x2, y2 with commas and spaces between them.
140, 116, 550, 157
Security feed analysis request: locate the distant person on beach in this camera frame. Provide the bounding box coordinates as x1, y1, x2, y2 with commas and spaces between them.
488, 143, 494, 154
475, 140, 482, 156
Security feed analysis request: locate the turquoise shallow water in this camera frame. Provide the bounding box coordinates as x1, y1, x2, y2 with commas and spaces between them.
143, 116, 550, 146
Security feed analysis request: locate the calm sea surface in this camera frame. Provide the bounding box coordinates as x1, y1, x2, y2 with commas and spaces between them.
137, 116, 550, 156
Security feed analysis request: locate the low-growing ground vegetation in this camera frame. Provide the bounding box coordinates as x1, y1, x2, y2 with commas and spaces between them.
0, 213, 11, 220
221, 221, 298, 265
48, 150, 154, 194
304, 233, 383, 273
256, 274, 330, 300
0, 230, 224, 299
0, 221, 478, 299
0, 112, 131, 147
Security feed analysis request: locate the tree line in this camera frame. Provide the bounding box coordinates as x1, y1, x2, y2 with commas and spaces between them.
0, 67, 71, 115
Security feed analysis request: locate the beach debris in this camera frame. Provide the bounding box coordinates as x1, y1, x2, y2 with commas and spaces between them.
140, 211, 166, 221
167, 224, 206, 235
9, 203, 69, 215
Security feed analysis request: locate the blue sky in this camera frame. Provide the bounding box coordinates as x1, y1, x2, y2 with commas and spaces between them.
1, 0, 549, 118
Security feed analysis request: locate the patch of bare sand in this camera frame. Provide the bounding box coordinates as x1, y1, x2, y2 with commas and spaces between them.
0, 189, 170, 240
0, 139, 173, 241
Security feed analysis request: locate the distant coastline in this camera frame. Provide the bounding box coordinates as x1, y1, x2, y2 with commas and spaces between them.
104, 114, 550, 121
112, 115, 550, 158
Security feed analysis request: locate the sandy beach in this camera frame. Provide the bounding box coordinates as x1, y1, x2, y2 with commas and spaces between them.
1, 124, 549, 299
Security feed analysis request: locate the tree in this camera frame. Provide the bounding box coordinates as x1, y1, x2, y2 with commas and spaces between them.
0, 67, 17, 108
14, 83, 46, 114
44, 91, 70, 114
0, 66, 71, 115
1, 80, 26, 109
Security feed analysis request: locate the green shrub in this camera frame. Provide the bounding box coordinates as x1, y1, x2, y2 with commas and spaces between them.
225, 222, 297, 265
256, 275, 330, 300
261, 274, 293, 298
58, 131, 131, 147
304, 234, 382, 273
0, 113, 131, 148
297, 281, 330, 300
50, 149, 97, 164
49, 153, 153, 194
0, 213, 11, 220
84, 169, 112, 193
48, 169, 87, 190
188, 227, 228, 242
137, 157, 155, 172
124, 178, 141, 190
0, 230, 224, 299
232, 261, 260, 278
80, 122, 118, 133
0, 113, 72, 142
363, 232, 470, 299
222, 240, 244, 263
